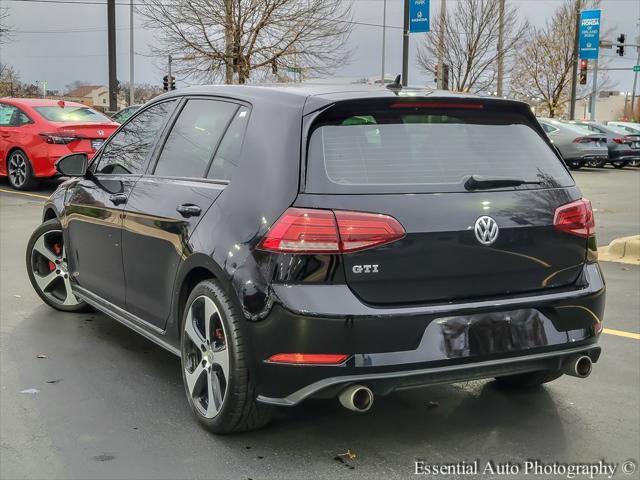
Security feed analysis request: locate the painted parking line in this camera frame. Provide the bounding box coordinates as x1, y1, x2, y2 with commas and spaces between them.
603, 328, 640, 340
0, 188, 48, 200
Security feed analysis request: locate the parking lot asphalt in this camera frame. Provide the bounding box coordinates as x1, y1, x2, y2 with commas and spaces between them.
1, 167, 639, 480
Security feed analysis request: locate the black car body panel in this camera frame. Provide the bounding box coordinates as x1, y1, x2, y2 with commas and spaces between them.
40, 85, 605, 409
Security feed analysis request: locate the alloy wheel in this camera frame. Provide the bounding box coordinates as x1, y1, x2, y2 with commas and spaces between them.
29, 229, 82, 307
183, 295, 230, 419
8, 151, 28, 188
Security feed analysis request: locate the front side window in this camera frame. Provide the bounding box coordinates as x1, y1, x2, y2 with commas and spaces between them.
34, 105, 111, 123
154, 99, 238, 179
94, 101, 176, 175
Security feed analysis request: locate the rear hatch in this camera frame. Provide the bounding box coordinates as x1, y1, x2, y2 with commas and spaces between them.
300, 98, 588, 305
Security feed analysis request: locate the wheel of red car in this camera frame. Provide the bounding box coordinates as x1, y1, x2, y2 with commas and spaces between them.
7, 149, 36, 190
180, 279, 272, 433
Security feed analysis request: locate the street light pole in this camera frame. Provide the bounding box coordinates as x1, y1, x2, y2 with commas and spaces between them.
590, 59, 599, 121
402, 0, 409, 86
129, 0, 134, 106
569, 0, 581, 120
496, 0, 505, 97
436, 0, 446, 90
631, 46, 640, 114
107, 0, 118, 112
381, 0, 387, 85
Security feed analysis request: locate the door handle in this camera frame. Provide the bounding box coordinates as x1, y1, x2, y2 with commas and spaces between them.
176, 204, 201, 218
109, 193, 128, 205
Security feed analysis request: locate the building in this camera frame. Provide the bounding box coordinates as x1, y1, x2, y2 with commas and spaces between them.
64, 85, 125, 111
575, 90, 635, 122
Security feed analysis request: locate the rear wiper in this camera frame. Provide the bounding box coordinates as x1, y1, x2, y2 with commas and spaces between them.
464, 175, 542, 191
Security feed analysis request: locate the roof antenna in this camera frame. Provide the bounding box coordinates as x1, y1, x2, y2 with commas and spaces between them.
386, 74, 402, 93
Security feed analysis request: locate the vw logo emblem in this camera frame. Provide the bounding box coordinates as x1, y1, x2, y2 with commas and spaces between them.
97, 130, 105, 137
474, 216, 499, 246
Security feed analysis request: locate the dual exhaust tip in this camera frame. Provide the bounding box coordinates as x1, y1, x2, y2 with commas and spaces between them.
338, 384, 374, 413
563, 354, 593, 378
337, 354, 592, 412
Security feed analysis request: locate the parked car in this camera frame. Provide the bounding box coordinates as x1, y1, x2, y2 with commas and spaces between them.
111, 105, 141, 124
26, 86, 604, 433
567, 121, 640, 168
606, 121, 640, 135
0, 99, 119, 190
537, 118, 609, 169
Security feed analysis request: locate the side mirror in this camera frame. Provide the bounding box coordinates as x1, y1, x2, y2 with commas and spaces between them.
56, 153, 88, 177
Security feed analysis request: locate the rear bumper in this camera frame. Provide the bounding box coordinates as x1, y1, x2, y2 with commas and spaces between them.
249, 263, 605, 405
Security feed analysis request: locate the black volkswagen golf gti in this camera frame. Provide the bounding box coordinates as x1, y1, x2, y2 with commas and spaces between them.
26, 85, 605, 433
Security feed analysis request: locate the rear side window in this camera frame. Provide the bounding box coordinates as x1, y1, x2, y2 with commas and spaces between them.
208, 106, 250, 181
306, 101, 573, 194
154, 99, 238, 179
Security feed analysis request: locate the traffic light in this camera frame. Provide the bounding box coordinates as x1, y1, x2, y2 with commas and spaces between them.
162, 75, 176, 91
579, 59, 588, 85
616, 34, 625, 56
433, 64, 438, 84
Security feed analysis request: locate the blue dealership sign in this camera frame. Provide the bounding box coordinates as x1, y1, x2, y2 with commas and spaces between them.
409, 0, 430, 33
579, 9, 601, 60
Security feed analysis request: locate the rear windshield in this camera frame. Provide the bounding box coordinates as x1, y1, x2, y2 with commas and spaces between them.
35, 106, 111, 123
306, 101, 574, 194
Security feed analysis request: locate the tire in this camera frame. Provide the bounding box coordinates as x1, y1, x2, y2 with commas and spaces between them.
7, 149, 36, 190
26, 219, 90, 312
584, 159, 606, 168
611, 160, 629, 169
628, 159, 640, 167
494, 369, 563, 389
566, 160, 582, 170
180, 279, 272, 434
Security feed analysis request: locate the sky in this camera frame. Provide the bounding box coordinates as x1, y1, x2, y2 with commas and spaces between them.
1, 0, 639, 93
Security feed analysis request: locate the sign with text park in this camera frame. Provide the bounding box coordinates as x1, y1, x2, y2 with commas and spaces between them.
409, 0, 430, 33
579, 9, 601, 60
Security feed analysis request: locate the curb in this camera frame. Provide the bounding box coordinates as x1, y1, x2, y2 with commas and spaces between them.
598, 235, 640, 265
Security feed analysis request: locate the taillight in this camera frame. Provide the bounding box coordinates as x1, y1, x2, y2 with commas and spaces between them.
612, 137, 627, 144
554, 199, 595, 238
266, 353, 349, 365
257, 207, 405, 254
572, 136, 593, 143
39, 132, 78, 144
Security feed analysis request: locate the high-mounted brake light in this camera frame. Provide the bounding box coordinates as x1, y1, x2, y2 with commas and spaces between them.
554, 199, 595, 238
266, 353, 349, 365
258, 208, 405, 254
390, 102, 484, 110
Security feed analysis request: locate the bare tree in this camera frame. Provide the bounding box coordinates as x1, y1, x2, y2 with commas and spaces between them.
0, 4, 10, 44
0, 63, 20, 96
139, 0, 353, 84
510, 0, 612, 118
416, 0, 528, 93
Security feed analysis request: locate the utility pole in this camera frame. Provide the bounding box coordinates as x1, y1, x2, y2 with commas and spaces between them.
129, 0, 134, 106
590, 59, 599, 121
381, 0, 387, 85
168, 55, 172, 90
496, 0, 505, 97
436, 0, 446, 90
632, 45, 640, 113
569, 0, 581, 120
107, 0, 117, 112
402, 0, 409, 86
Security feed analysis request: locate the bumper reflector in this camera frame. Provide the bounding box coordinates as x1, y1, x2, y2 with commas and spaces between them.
266, 353, 349, 365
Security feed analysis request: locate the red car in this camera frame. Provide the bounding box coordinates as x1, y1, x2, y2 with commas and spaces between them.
0, 98, 119, 190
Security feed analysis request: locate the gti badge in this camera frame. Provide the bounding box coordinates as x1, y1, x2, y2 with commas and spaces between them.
352, 264, 379, 274
474, 216, 499, 246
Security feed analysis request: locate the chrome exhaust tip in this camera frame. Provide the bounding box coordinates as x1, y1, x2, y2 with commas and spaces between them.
338, 385, 374, 412
563, 355, 593, 378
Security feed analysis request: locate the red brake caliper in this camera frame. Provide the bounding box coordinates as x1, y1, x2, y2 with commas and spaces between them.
48, 243, 62, 272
